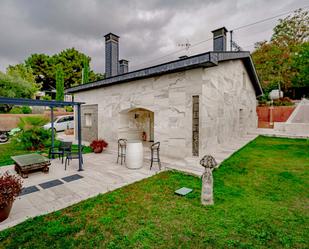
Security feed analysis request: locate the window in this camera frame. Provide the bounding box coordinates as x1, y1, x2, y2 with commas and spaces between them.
85, 113, 92, 127
192, 96, 199, 156
57, 117, 66, 123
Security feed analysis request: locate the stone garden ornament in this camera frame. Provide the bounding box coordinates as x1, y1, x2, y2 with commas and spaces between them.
200, 155, 217, 205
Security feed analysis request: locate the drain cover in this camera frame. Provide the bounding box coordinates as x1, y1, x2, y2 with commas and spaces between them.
39, 179, 63, 189
20, 185, 40, 196
62, 174, 83, 182
175, 187, 193, 196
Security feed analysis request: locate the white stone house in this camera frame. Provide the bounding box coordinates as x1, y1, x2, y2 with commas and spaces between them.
67, 27, 263, 159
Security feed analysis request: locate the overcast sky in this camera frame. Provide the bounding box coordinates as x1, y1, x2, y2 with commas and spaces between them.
0, 0, 307, 73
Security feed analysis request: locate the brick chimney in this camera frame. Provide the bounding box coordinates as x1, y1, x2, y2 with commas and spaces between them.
104, 33, 119, 78
119, 59, 129, 74
211, 27, 227, 51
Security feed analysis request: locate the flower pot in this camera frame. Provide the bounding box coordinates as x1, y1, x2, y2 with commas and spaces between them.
0, 201, 13, 222
94, 147, 103, 153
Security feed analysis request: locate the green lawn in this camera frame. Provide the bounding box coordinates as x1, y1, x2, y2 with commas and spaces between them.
0, 140, 92, 167
0, 136, 308, 248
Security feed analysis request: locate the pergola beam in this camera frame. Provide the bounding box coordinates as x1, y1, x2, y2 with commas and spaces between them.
0, 97, 84, 107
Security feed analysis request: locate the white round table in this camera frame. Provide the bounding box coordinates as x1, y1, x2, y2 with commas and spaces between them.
126, 140, 143, 169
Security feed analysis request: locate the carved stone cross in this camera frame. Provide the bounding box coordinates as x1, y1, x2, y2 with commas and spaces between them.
200, 155, 217, 205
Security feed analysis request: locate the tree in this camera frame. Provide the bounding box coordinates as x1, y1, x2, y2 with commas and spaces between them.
291, 42, 309, 88
55, 65, 64, 101
25, 53, 55, 91
82, 58, 89, 84
0, 71, 39, 112
25, 48, 103, 91
252, 9, 309, 97
272, 9, 309, 45
54, 48, 89, 89
0, 72, 38, 99
6, 64, 36, 84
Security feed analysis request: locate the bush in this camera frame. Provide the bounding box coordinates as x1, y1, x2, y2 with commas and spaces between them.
42, 95, 52, 101
0, 172, 22, 208
9, 107, 23, 114
9, 106, 32, 114
21, 106, 32, 114
65, 106, 73, 112
14, 116, 51, 150
258, 97, 294, 107
273, 97, 294, 106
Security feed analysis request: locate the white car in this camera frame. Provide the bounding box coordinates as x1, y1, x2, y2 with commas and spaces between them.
43, 115, 74, 132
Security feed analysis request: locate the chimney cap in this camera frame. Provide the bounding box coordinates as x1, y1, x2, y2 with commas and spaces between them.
119, 59, 129, 63
211, 27, 228, 34
104, 32, 119, 38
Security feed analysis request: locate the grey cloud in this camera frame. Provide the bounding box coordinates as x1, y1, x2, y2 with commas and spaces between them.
0, 0, 307, 73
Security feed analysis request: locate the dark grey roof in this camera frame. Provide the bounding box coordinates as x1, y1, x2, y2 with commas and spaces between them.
66, 51, 263, 96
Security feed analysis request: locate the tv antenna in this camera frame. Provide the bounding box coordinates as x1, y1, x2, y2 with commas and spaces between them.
178, 39, 191, 51
229, 30, 242, 51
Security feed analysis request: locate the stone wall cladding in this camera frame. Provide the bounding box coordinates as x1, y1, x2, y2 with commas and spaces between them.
80, 104, 98, 142
75, 60, 257, 159
200, 60, 257, 155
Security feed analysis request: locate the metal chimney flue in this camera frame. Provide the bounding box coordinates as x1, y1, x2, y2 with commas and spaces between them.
211, 27, 228, 51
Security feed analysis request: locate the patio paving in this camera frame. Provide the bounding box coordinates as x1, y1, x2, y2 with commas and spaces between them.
0, 150, 160, 231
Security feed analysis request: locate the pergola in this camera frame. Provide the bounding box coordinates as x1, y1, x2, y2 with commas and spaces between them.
0, 97, 85, 171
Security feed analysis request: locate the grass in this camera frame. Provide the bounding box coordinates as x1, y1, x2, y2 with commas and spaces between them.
0, 140, 92, 167
0, 136, 308, 248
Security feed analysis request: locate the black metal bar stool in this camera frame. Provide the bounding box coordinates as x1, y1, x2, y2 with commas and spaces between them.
150, 142, 161, 170
117, 139, 127, 165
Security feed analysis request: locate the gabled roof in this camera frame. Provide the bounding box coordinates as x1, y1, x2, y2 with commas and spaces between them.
66, 51, 263, 96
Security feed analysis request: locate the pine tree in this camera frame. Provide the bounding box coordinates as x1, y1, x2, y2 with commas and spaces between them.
55, 65, 64, 101
82, 58, 89, 84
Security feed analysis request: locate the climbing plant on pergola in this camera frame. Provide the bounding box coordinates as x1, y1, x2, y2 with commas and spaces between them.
0, 97, 85, 171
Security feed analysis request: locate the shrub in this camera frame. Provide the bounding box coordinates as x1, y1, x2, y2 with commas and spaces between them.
0, 172, 22, 208
42, 95, 52, 101
90, 139, 108, 153
65, 106, 73, 112
14, 116, 52, 150
9, 107, 23, 114
10, 106, 32, 114
273, 97, 294, 106
19, 116, 49, 129
258, 97, 294, 107
21, 106, 32, 114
